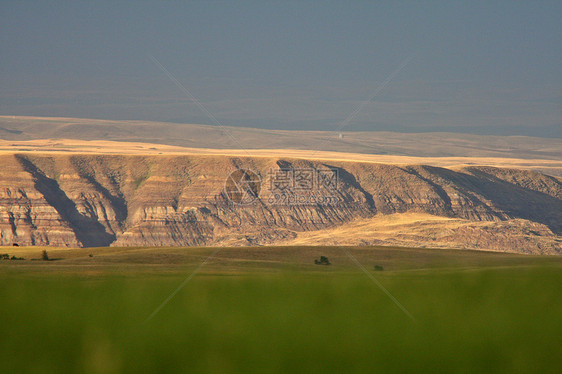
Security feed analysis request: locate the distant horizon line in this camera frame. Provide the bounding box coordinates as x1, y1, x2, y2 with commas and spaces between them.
1, 114, 560, 139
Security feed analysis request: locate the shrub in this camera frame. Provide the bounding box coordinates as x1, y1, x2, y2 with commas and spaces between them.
374, 265, 384, 271
42, 250, 49, 261
314, 256, 331, 265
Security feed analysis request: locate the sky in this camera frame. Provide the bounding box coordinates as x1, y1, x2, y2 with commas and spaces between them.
1, 1, 561, 137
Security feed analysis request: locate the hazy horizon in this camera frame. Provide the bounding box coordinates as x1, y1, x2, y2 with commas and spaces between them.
1, 1, 561, 137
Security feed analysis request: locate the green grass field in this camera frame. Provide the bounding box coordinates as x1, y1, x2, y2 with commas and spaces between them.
1, 246, 561, 373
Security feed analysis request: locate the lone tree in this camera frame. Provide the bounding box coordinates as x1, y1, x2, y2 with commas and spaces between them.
42, 250, 49, 261
314, 256, 331, 265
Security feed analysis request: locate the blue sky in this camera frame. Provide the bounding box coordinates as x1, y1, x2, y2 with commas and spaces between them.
1, 1, 560, 136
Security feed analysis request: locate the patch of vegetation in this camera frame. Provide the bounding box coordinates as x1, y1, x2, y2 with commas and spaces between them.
314, 256, 331, 265
132, 164, 152, 190
42, 250, 50, 261
0, 254, 25, 261
0, 266, 560, 373
132, 173, 149, 190
374, 265, 384, 271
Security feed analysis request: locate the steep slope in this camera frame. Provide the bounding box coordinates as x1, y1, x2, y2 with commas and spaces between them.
0, 153, 560, 254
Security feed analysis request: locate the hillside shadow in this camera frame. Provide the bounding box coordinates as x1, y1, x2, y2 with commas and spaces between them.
422, 165, 562, 233
69, 157, 128, 228
15, 155, 116, 247
320, 163, 376, 211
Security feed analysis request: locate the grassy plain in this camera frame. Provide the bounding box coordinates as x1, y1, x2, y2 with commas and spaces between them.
2, 137, 562, 177
0, 246, 561, 373
2, 115, 561, 161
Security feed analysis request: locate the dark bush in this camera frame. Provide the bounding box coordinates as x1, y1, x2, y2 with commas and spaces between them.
374, 265, 384, 271
314, 256, 331, 265
42, 250, 50, 261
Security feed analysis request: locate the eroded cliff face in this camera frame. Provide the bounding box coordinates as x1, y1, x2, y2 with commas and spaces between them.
1, 153, 560, 254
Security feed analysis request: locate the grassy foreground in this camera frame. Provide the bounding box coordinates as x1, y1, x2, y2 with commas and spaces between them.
0, 247, 561, 373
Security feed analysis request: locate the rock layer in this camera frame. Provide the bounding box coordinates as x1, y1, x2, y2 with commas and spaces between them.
0, 153, 560, 254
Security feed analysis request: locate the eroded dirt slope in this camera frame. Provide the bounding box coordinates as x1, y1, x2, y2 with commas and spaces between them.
0, 153, 560, 254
